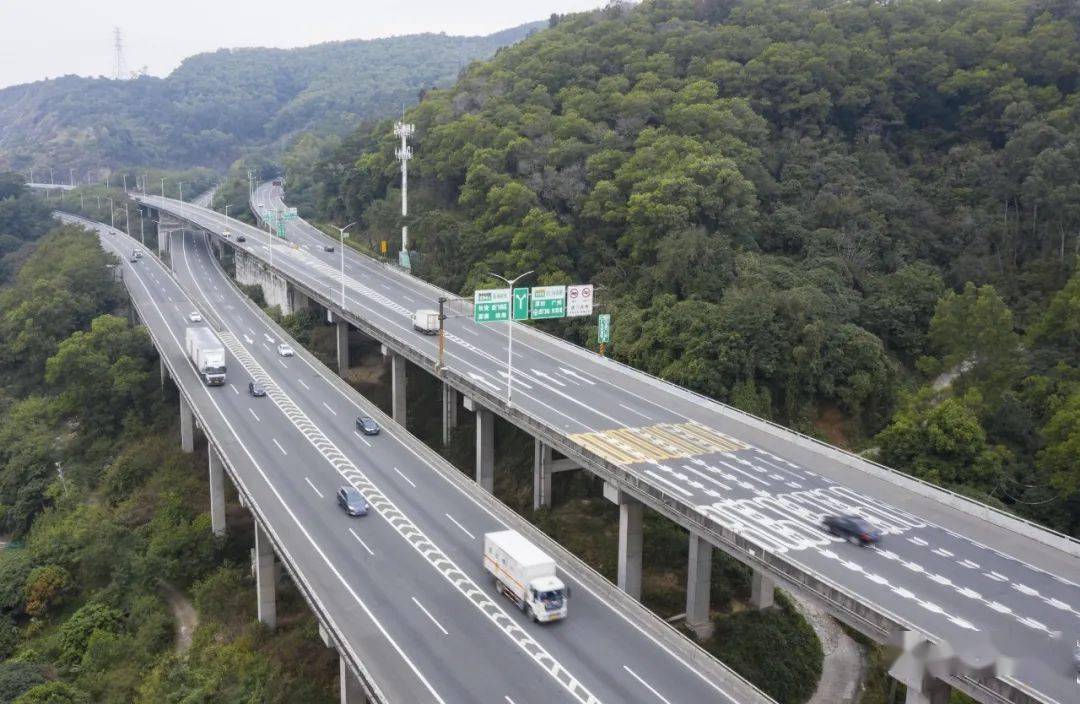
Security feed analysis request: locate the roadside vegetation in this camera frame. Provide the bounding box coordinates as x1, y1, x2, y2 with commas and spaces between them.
283, 0, 1080, 537
0, 185, 336, 703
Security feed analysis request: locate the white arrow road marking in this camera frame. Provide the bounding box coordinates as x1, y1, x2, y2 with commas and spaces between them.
468, 372, 502, 391
497, 370, 532, 389
530, 369, 566, 387
558, 367, 596, 385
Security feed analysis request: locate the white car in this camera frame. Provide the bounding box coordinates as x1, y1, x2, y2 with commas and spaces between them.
277, 343, 295, 357
188, 312, 203, 323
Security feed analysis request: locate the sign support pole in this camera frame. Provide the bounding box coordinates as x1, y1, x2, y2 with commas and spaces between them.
487, 270, 534, 406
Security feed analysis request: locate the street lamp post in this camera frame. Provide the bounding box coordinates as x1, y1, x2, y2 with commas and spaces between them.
224, 204, 230, 228
178, 182, 184, 217
106, 197, 115, 228
160, 178, 166, 199
139, 210, 144, 245
487, 270, 533, 405
334, 222, 356, 307
69, 168, 74, 187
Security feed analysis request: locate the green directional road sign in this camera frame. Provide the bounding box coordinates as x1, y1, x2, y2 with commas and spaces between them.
598, 314, 611, 343
512, 288, 530, 321
474, 288, 511, 323
530, 285, 566, 319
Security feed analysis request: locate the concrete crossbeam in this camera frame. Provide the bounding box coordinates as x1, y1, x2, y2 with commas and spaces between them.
686, 533, 713, 639
605, 483, 643, 600
208, 446, 226, 536
179, 395, 194, 453
254, 521, 277, 629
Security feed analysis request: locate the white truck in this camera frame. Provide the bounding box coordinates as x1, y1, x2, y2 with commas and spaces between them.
185, 326, 227, 386
412, 309, 439, 335
483, 530, 568, 623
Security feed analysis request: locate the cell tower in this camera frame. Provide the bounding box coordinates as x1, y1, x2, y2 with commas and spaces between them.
394, 111, 415, 270
113, 27, 127, 80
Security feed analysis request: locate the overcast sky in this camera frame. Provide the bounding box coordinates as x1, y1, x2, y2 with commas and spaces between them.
0, 0, 604, 89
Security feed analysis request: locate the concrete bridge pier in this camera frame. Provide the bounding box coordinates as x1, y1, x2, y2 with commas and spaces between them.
334, 314, 350, 375
339, 659, 368, 704
159, 358, 169, 388
750, 570, 775, 610
234, 249, 306, 315
254, 522, 277, 629
208, 446, 226, 536
889, 633, 954, 704
441, 383, 459, 446
179, 395, 194, 453
686, 533, 714, 639
464, 396, 494, 493
604, 483, 643, 600
381, 345, 406, 426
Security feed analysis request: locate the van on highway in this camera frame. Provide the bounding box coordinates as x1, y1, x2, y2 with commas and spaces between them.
412, 309, 439, 335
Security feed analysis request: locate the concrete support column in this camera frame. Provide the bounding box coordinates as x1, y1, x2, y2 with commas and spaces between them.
254, 522, 277, 629
533, 439, 553, 510
179, 395, 194, 453
686, 533, 714, 639
604, 483, 643, 600
441, 383, 459, 446
335, 318, 350, 375
207, 447, 226, 537
339, 657, 368, 704
383, 347, 406, 427
464, 396, 494, 493
159, 358, 168, 388
750, 570, 775, 610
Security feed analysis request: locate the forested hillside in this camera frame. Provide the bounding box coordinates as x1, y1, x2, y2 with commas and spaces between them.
0, 188, 338, 702
0, 23, 541, 174
295, 0, 1080, 534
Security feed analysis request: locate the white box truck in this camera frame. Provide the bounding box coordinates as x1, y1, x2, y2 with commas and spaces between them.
185, 326, 227, 386
483, 530, 568, 623
412, 309, 439, 335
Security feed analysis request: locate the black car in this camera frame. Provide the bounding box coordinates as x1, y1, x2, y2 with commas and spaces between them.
248, 381, 266, 397
236, 234, 246, 242
822, 514, 882, 545
336, 486, 369, 516
356, 416, 380, 436
324, 244, 335, 252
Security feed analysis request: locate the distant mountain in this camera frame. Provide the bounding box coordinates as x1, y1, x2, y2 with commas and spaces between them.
0, 23, 543, 174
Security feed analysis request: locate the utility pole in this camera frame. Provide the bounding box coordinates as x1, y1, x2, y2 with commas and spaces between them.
487, 270, 533, 405
394, 114, 414, 270
113, 27, 127, 80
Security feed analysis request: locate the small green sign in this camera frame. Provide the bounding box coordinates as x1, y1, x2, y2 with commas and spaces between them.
474, 288, 511, 323
512, 288, 530, 321
598, 314, 611, 343
530, 285, 566, 320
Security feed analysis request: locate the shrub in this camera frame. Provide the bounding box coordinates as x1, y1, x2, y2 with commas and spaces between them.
0, 661, 45, 703
192, 567, 252, 627
706, 595, 823, 704
57, 603, 124, 667
11, 681, 90, 704
0, 614, 17, 659
23, 566, 70, 617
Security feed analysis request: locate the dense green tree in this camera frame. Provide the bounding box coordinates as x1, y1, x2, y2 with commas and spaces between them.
0, 662, 46, 704
11, 681, 90, 704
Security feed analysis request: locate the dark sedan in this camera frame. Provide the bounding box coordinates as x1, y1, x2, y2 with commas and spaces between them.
356, 416, 380, 436
336, 486, 369, 517
822, 514, 882, 545
248, 381, 266, 397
